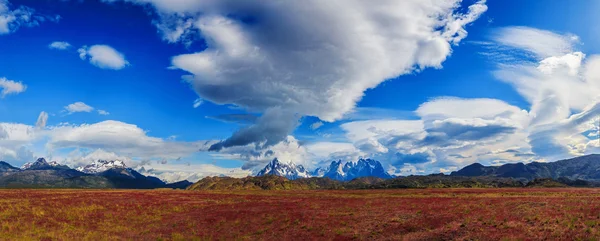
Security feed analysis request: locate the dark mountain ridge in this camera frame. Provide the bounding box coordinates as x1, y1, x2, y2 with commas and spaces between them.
451, 154, 600, 181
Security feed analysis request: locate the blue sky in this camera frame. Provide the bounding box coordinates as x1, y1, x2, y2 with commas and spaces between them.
2, 0, 600, 182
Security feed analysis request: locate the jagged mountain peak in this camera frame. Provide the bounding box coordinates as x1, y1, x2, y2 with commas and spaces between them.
256, 158, 310, 180
258, 158, 393, 181
76, 159, 128, 174
21, 158, 69, 170
323, 158, 392, 181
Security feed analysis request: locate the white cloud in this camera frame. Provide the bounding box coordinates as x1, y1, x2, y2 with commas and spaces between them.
211, 135, 311, 170
491, 26, 579, 58
78, 45, 129, 70
0, 77, 26, 98
137, 163, 251, 183
0, 118, 215, 178
46, 120, 208, 161
97, 110, 110, 115
305, 142, 363, 164
320, 27, 600, 173
64, 102, 94, 114
192, 98, 202, 108
336, 97, 533, 172
35, 111, 48, 129
310, 121, 324, 130
107, 0, 486, 150
0, 122, 36, 163
48, 41, 71, 50
0, 0, 58, 35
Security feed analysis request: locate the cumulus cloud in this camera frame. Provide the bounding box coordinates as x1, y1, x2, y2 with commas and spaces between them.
106, 0, 487, 150
0, 122, 37, 163
78, 45, 129, 70
336, 97, 532, 175
0, 0, 59, 35
47, 120, 208, 160
0, 116, 214, 175
48, 41, 71, 50
0, 77, 26, 98
64, 102, 94, 114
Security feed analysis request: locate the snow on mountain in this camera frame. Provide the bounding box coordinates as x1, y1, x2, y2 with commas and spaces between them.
256, 158, 393, 181
21, 158, 68, 170
256, 158, 311, 180
323, 158, 393, 181
76, 160, 128, 174
310, 166, 330, 177
21, 162, 34, 170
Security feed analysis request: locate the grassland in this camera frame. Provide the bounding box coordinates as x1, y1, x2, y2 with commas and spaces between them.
2, 189, 600, 240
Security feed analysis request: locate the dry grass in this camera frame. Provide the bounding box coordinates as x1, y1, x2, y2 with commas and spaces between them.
1, 188, 600, 240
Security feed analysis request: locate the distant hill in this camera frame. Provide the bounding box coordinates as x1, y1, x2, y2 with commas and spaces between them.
187, 174, 530, 190
451, 154, 600, 181
187, 175, 311, 190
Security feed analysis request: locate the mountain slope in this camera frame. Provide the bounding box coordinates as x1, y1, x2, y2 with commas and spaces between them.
187, 174, 527, 190
451, 154, 600, 181
0, 161, 21, 176
187, 175, 310, 190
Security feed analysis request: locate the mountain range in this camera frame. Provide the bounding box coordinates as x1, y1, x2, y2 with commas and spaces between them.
256, 158, 394, 181
0, 158, 190, 189
5, 154, 600, 189
450, 154, 600, 181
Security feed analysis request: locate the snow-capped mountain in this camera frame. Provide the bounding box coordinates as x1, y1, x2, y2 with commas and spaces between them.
323, 158, 393, 181
21, 158, 69, 170
76, 160, 128, 174
311, 166, 330, 177
256, 158, 393, 181
256, 158, 311, 180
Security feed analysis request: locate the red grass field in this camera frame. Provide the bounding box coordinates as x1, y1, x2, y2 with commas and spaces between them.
1, 188, 600, 240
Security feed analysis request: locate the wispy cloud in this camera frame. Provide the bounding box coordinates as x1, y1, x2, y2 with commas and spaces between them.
48, 41, 71, 50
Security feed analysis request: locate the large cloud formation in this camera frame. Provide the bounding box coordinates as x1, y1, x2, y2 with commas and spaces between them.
328, 26, 600, 175
104, 0, 488, 151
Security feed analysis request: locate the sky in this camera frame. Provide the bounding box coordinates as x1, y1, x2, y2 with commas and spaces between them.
2, 0, 600, 182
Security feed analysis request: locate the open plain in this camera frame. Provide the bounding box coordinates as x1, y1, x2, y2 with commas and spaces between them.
1, 188, 600, 240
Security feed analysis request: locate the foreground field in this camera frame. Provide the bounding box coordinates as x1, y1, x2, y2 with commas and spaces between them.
1, 189, 600, 240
